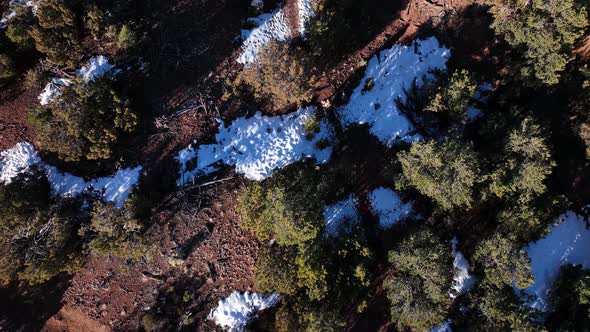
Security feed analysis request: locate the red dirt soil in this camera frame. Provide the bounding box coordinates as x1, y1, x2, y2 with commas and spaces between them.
41, 185, 259, 332
0, 83, 39, 150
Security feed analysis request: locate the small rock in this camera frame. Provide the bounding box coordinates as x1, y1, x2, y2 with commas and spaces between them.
99, 303, 108, 310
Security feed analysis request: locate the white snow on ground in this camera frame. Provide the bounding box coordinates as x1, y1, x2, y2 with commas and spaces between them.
38, 56, 115, 105
38, 78, 72, 105
0, 142, 141, 207
297, 0, 315, 35
0, 142, 41, 183
368, 187, 413, 228
323, 195, 360, 236
176, 107, 333, 185
338, 37, 451, 146
76, 55, 115, 82
430, 320, 453, 332
450, 237, 476, 298
238, 10, 291, 65
522, 210, 590, 311
208, 291, 281, 332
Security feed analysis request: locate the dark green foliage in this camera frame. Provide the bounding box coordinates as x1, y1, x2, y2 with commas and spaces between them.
384, 226, 453, 330
398, 139, 480, 210
31, 0, 82, 68
0, 169, 87, 285
239, 162, 374, 330
473, 232, 534, 289
116, 24, 137, 50
0, 53, 15, 80
5, 2, 35, 49
82, 200, 145, 259
489, 117, 555, 204
236, 40, 318, 110
254, 245, 299, 295
238, 166, 326, 246
463, 285, 542, 331
488, 0, 589, 85
424, 69, 478, 115
27, 77, 138, 162
545, 264, 590, 331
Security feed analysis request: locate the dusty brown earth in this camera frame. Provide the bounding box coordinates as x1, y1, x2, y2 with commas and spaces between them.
40, 183, 259, 332
0, 83, 39, 150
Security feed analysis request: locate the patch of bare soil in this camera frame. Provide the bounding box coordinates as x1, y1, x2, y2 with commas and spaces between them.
51, 180, 259, 331
0, 83, 39, 150
43, 306, 110, 332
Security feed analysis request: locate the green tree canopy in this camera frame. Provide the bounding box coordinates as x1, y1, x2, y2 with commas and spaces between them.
488, 0, 589, 85
384, 227, 453, 331
28, 76, 137, 162
489, 117, 555, 203
398, 139, 480, 210
473, 232, 534, 289
31, 0, 82, 67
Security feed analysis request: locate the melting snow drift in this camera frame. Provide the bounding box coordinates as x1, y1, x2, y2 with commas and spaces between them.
369, 187, 413, 228
208, 291, 281, 331
523, 210, 590, 311
176, 107, 333, 185
450, 237, 476, 298
338, 37, 450, 146
0, 142, 141, 207
323, 195, 360, 236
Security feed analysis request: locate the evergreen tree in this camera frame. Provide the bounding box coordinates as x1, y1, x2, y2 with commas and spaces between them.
384, 227, 453, 330
487, 0, 589, 85
473, 232, 534, 289
398, 139, 480, 210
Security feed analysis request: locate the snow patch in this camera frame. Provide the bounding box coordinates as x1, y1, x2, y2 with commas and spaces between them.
368, 187, 413, 228
176, 107, 333, 185
76, 55, 115, 82
38, 56, 115, 105
338, 37, 450, 146
297, 0, 315, 36
0, 142, 41, 183
38, 78, 72, 105
0, 142, 141, 207
450, 237, 476, 298
208, 291, 281, 331
238, 10, 291, 65
523, 210, 590, 311
323, 195, 360, 236
430, 320, 453, 332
